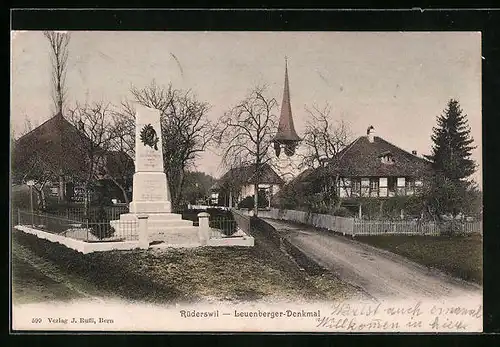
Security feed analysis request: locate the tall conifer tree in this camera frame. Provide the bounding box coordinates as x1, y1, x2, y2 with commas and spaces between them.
426, 99, 476, 181
424, 99, 477, 220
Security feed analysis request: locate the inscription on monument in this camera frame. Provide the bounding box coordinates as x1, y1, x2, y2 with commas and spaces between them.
140, 150, 162, 170
135, 176, 167, 201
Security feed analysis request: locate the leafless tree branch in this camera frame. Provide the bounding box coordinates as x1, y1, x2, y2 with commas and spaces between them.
215, 85, 278, 215
43, 31, 71, 114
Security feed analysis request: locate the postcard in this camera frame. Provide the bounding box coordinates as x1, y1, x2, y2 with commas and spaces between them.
11, 30, 482, 332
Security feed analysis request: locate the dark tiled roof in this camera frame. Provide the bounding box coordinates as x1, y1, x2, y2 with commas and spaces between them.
327, 135, 432, 177
212, 163, 285, 190
13, 113, 133, 179
13, 113, 89, 176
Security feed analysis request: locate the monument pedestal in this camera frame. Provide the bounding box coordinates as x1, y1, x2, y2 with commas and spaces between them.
129, 172, 172, 213
109, 105, 201, 247
110, 213, 200, 245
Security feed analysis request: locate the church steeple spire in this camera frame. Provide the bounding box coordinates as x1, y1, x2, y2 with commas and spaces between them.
272, 57, 301, 157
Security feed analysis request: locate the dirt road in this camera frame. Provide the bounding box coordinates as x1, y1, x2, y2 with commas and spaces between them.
262, 218, 481, 301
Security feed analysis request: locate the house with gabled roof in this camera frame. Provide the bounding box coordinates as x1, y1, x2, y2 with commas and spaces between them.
210, 163, 285, 208
327, 126, 432, 199
275, 126, 433, 216
12, 112, 134, 205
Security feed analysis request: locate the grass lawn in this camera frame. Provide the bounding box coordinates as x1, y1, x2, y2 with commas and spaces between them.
12, 250, 86, 304
355, 233, 483, 285
12, 229, 360, 304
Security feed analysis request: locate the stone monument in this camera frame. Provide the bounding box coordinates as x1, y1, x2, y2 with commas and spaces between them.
110, 105, 200, 246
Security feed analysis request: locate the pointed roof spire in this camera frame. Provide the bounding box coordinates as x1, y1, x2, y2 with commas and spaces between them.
273, 57, 301, 143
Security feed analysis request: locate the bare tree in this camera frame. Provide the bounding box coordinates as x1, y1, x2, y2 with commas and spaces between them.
216, 85, 278, 216
66, 102, 119, 214
12, 149, 59, 210
291, 103, 354, 209
12, 122, 65, 209
300, 103, 352, 169
115, 80, 215, 210
43, 31, 71, 114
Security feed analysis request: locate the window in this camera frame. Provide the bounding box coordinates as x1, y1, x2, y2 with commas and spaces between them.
49, 187, 59, 197
338, 177, 351, 198
379, 177, 388, 197
380, 152, 395, 165
406, 178, 415, 196
397, 177, 406, 196
361, 178, 370, 197
352, 178, 361, 197
370, 178, 379, 197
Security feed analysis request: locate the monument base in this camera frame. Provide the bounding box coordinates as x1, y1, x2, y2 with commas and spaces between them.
109, 212, 201, 246
129, 201, 172, 214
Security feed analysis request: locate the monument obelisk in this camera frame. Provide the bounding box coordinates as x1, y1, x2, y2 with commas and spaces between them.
129, 105, 172, 214
110, 105, 200, 245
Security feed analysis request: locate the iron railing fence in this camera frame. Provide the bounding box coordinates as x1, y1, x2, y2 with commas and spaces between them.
205, 210, 253, 239
18, 209, 84, 235
51, 205, 129, 223
86, 220, 137, 242
16, 209, 137, 242
232, 209, 252, 234
209, 216, 239, 238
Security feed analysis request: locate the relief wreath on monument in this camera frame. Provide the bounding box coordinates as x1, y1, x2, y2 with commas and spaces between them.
140, 124, 159, 150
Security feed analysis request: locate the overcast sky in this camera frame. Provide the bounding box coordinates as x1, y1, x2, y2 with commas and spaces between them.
11, 31, 482, 185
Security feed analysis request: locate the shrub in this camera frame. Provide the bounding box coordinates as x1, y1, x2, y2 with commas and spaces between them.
237, 192, 269, 209
440, 220, 468, 237
11, 186, 32, 210
332, 207, 353, 217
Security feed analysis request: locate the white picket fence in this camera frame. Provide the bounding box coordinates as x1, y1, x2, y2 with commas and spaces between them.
247, 208, 482, 237
353, 219, 440, 236
249, 208, 354, 235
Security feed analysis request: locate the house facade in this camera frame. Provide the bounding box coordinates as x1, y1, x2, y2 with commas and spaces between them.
327, 126, 432, 200
12, 112, 134, 206
210, 163, 285, 208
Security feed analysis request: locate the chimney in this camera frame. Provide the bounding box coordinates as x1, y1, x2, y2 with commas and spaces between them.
412, 150, 417, 156
367, 125, 375, 143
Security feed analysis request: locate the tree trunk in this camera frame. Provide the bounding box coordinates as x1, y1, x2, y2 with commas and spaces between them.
253, 183, 259, 216
35, 188, 47, 211
34, 183, 47, 211
34, 189, 42, 210
173, 169, 186, 211
84, 181, 90, 218
58, 174, 65, 203
109, 177, 130, 205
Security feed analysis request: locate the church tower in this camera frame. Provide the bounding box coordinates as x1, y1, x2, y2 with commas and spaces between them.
272, 57, 301, 157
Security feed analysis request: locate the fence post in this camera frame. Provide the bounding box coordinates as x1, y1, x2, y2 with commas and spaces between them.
197, 212, 210, 246
137, 215, 149, 249
17, 208, 20, 226
85, 217, 89, 242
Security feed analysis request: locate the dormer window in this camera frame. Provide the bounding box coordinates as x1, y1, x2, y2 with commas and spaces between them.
379, 151, 394, 164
